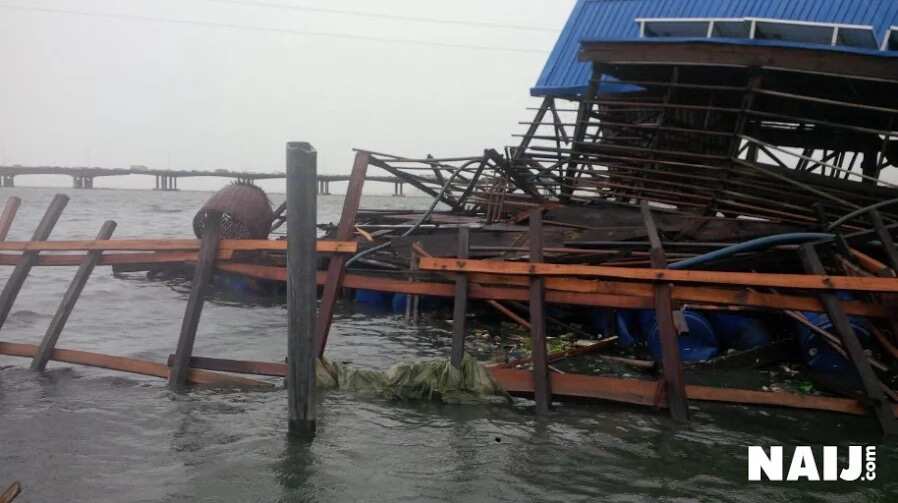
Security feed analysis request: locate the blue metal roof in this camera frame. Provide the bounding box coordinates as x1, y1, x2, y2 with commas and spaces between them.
533, 0, 898, 97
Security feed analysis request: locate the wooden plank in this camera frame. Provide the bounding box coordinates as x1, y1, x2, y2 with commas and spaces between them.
316, 151, 369, 355
168, 212, 222, 391
0, 251, 213, 266
0, 194, 68, 331
166, 354, 287, 377
489, 368, 887, 416
0, 481, 21, 503
31, 220, 117, 371
799, 244, 897, 436
0, 239, 356, 254
419, 258, 898, 293
642, 201, 689, 422
529, 209, 551, 414
213, 263, 888, 317
0, 341, 270, 387
450, 228, 470, 368
0, 197, 21, 241
467, 273, 887, 318
286, 141, 318, 436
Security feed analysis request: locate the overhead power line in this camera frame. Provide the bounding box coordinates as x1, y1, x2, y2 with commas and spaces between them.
0, 3, 548, 54
203, 0, 559, 33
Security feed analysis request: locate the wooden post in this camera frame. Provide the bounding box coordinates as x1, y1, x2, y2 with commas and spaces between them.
529, 209, 551, 414
450, 227, 470, 368
286, 141, 318, 436
799, 244, 897, 435
0, 194, 68, 331
0, 196, 21, 241
31, 221, 117, 370
315, 151, 368, 356
168, 211, 222, 390
641, 201, 689, 422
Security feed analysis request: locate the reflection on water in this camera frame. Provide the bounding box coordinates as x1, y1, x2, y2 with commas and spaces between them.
0, 187, 896, 502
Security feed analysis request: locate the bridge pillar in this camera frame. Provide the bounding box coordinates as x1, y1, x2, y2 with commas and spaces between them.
2, 175, 14, 187
85, 176, 94, 189
73, 176, 82, 189
393, 181, 405, 197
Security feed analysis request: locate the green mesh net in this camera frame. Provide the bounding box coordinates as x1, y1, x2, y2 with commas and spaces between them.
316, 353, 510, 404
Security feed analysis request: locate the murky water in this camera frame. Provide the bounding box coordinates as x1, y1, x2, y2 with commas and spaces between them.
0, 187, 895, 502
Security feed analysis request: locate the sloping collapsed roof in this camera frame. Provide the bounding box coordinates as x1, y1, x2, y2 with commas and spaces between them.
534, 0, 898, 97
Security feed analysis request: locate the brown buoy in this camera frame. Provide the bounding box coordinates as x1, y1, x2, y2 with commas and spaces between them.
193, 183, 274, 239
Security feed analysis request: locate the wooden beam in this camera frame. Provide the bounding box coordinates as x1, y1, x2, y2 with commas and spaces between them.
168, 211, 222, 391
529, 209, 551, 414
316, 152, 369, 355
579, 40, 898, 82
466, 273, 887, 318
31, 220, 117, 371
0, 194, 68, 331
286, 141, 318, 436
213, 263, 890, 317
419, 258, 898, 293
799, 244, 897, 436
642, 201, 688, 422
0, 239, 356, 254
0, 481, 21, 503
0, 197, 21, 241
0, 341, 270, 386
451, 227, 470, 368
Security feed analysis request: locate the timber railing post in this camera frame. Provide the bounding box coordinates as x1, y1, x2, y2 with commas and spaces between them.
529, 209, 551, 414
0, 194, 68, 331
450, 227, 470, 368
32, 220, 117, 371
641, 201, 689, 422
286, 141, 318, 436
168, 210, 222, 390
315, 151, 368, 356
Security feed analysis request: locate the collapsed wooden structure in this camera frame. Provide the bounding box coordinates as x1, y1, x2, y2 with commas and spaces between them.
3, 2, 898, 437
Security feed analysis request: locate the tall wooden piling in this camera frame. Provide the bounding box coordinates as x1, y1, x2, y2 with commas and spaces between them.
31, 220, 117, 371
0, 197, 21, 241
168, 211, 222, 390
0, 194, 68, 331
529, 209, 551, 414
286, 141, 318, 436
641, 201, 689, 422
450, 227, 470, 368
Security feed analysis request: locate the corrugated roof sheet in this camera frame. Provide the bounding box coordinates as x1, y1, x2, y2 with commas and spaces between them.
534, 0, 898, 96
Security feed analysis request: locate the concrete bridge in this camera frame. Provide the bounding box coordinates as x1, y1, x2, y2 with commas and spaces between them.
0, 165, 420, 196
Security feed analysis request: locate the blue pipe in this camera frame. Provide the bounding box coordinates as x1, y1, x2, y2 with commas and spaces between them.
669, 233, 834, 270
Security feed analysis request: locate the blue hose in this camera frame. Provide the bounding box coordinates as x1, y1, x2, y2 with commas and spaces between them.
669, 233, 834, 270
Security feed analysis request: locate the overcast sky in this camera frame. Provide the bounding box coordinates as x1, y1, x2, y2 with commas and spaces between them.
0, 0, 576, 193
